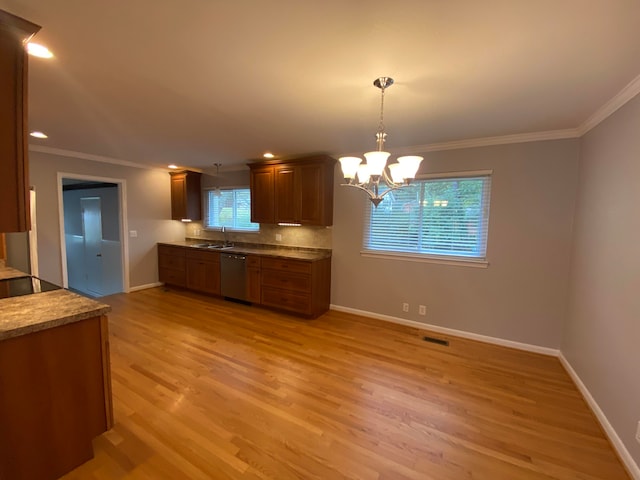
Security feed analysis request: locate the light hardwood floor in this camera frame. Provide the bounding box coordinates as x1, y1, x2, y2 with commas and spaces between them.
62, 287, 630, 479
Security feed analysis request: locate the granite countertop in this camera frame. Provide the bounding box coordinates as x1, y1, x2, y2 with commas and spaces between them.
0, 267, 112, 341
160, 241, 332, 261
0, 266, 29, 280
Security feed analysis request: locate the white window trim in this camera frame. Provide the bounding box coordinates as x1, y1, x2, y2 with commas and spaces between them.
361, 169, 493, 267
360, 250, 489, 268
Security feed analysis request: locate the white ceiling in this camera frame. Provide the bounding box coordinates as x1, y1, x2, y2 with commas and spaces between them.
3, 0, 640, 173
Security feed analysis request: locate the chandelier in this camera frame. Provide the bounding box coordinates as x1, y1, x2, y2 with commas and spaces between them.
339, 77, 423, 207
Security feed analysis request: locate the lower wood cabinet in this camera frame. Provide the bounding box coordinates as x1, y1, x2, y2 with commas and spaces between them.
158, 245, 186, 287
246, 255, 261, 303
158, 244, 331, 318
186, 249, 220, 295
260, 256, 331, 318
0, 315, 112, 480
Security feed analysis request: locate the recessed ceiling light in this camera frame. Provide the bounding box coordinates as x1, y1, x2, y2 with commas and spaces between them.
26, 42, 53, 59
168, 164, 178, 169
263, 152, 275, 159
29, 131, 48, 139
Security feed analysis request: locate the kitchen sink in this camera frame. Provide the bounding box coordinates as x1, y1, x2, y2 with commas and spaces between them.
189, 243, 234, 249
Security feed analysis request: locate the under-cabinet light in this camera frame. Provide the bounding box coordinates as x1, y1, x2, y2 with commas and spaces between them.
27, 42, 53, 58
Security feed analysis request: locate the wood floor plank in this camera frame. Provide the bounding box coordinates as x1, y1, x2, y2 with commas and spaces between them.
59, 287, 631, 480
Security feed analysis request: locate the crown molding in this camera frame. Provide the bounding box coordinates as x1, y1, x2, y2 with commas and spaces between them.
335, 128, 581, 159
28, 145, 163, 170
407, 129, 581, 154
577, 73, 640, 136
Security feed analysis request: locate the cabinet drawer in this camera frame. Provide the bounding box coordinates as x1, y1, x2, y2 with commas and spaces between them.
158, 245, 186, 257
186, 249, 220, 262
261, 257, 311, 275
246, 255, 261, 268
159, 267, 186, 286
261, 287, 311, 314
261, 270, 311, 293
159, 253, 186, 271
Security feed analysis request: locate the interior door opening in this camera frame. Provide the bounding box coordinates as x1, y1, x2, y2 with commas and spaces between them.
61, 178, 125, 297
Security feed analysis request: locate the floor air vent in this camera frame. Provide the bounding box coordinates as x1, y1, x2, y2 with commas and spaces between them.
423, 336, 449, 346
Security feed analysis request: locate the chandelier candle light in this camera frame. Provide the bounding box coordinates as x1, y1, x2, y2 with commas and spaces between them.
339, 77, 423, 207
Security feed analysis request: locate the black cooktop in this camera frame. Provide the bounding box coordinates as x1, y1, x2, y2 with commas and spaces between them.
0, 276, 62, 299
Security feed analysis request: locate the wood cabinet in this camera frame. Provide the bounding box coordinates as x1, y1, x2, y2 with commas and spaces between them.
249, 165, 275, 224
260, 256, 331, 318
169, 170, 202, 221
249, 155, 336, 226
158, 244, 331, 318
186, 249, 220, 295
0, 315, 112, 480
158, 244, 186, 287
0, 10, 40, 233
246, 255, 261, 303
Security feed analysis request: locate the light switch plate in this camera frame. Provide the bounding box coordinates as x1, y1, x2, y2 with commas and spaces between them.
129, 230, 138, 237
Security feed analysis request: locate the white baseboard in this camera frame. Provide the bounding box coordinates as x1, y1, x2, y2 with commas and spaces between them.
329, 304, 560, 356
128, 282, 163, 293
558, 354, 640, 480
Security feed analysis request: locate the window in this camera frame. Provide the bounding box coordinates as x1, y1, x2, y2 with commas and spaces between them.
204, 188, 259, 231
364, 172, 491, 262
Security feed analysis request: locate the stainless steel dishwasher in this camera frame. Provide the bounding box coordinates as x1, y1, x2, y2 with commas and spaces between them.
220, 253, 248, 302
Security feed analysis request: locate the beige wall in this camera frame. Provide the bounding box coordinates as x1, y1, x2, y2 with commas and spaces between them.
332, 139, 580, 348
563, 94, 640, 468
29, 151, 184, 288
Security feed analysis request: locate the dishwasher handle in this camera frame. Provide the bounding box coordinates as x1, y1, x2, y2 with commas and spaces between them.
222, 253, 246, 261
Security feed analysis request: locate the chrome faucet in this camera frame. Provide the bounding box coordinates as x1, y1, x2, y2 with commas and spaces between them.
221, 226, 231, 246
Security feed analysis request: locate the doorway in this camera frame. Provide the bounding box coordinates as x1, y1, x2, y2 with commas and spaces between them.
59, 174, 128, 296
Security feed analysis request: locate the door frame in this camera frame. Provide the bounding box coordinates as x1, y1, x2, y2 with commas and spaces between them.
57, 172, 130, 293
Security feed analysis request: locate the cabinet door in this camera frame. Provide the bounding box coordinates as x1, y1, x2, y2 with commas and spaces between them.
169, 171, 201, 221
246, 255, 261, 303
274, 164, 299, 223
186, 258, 220, 294
0, 12, 40, 232
250, 166, 275, 224
299, 162, 327, 225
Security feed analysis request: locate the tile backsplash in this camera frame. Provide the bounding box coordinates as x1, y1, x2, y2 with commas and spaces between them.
184, 222, 332, 250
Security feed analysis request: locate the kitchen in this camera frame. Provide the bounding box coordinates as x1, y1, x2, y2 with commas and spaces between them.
1, 2, 640, 479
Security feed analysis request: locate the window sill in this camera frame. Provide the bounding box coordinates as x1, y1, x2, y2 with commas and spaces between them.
360, 250, 489, 268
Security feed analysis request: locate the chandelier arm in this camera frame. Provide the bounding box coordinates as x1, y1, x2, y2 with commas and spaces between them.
381, 168, 397, 187
339, 182, 379, 200
378, 184, 405, 200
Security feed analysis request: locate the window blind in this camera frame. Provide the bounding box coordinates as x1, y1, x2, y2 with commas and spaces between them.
364, 174, 491, 259
205, 188, 259, 231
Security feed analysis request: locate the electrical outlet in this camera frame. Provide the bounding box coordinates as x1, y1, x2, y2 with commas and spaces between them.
636, 421, 640, 444
275, 233, 282, 242
419, 305, 426, 316
402, 303, 409, 312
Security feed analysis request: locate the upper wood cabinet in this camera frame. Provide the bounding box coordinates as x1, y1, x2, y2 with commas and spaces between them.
249, 165, 275, 224
249, 155, 336, 226
169, 170, 201, 221
0, 10, 40, 233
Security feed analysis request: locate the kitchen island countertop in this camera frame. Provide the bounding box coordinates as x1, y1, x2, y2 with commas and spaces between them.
0, 267, 111, 341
